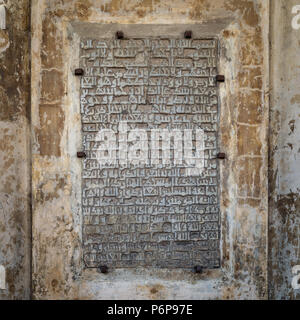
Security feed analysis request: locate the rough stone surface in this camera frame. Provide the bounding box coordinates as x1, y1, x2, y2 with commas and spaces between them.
30, 0, 269, 300
0, 0, 298, 300
269, 0, 300, 300
0, 0, 31, 300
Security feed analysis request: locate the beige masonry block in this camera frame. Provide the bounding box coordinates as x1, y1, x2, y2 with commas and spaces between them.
237, 157, 263, 199
38, 104, 65, 157
237, 91, 263, 124
237, 124, 262, 156
41, 70, 64, 103
238, 66, 263, 89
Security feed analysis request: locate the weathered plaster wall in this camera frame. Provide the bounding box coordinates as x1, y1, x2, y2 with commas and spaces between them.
269, 0, 300, 300
0, 0, 296, 301
3, 0, 300, 301
31, 0, 269, 300
0, 0, 31, 300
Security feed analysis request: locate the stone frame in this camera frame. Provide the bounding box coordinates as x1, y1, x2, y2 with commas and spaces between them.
31, 0, 269, 300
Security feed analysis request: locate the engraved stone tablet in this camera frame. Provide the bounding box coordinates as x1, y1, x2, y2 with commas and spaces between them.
80, 36, 220, 269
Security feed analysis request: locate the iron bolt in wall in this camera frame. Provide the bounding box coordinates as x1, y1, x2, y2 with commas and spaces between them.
98, 266, 109, 274
77, 152, 86, 158
194, 266, 203, 274
75, 68, 84, 76
216, 75, 225, 82
116, 31, 124, 39
184, 30, 192, 39
216, 153, 226, 160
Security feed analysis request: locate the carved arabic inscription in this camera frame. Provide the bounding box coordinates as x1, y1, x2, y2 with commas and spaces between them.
80, 38, 220, 269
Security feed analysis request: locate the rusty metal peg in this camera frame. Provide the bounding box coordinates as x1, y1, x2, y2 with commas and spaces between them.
116, 31, 124, 39
216, 153, 226, 160
184, 30, 192, 39
75, 68, 84, 76
216, 75, 225, 82
99, 266, 109, 274
194, 266, 203, 274
77, 151, 87, 159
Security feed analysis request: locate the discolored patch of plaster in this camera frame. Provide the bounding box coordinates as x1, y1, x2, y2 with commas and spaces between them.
0, 30, 9, 53
239, 29, 263, 65
291, 94, 300, 105
36, 175, 68, 205
75, 0, 92, 19
237, 91, 263, 124
288, 120, 295, 136
237, 125, 262, 156
41, 17, 63, 69
111, 0, 155, 14
237, 157, 262, 198
40, 70, 64, 103
238, 66, 263, 89
0, 87, 9, 120
137, 283, 167, 299
222, 29, 236, 38
277, 193, 300, 224
37, 105, 65, 157
225, 0, 260, 27
188, 0, 212, 20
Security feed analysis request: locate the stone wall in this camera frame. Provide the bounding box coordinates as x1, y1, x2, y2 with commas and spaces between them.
269, 0, 300, 300
0, 0, 31, 300
0, 0, 299, 300
31, 0, 269, 300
